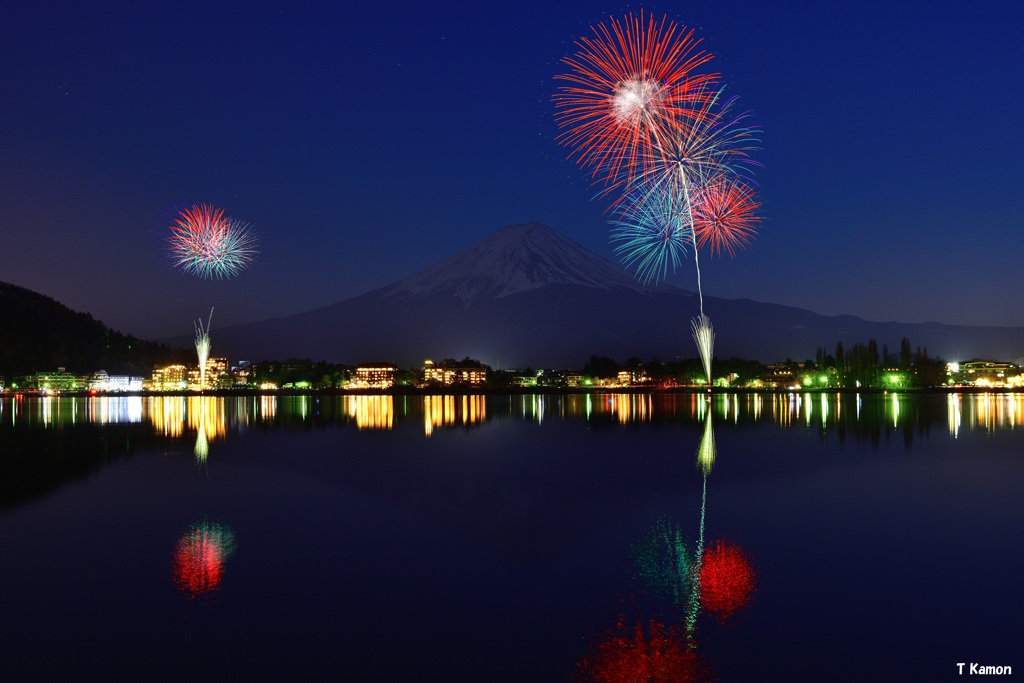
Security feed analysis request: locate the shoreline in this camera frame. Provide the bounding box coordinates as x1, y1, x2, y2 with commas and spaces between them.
3, 385, 1021, 399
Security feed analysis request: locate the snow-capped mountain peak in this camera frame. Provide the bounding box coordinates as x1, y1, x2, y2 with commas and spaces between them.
376, 222, 671, 305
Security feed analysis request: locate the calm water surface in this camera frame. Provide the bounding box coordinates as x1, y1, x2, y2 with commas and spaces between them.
1, 392, 1021, 681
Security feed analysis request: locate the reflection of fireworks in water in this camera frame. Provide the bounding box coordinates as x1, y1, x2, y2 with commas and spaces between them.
165, 203, 258, 279
699, 540, 756, 624
632, 518, 692, 605
194, 420, 209, 462
172, 521, 236, 599
577, 618, 712, 683
696, 412, 716, 474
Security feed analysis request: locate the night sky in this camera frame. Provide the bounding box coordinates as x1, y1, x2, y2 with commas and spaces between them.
2, 0, 1022, 342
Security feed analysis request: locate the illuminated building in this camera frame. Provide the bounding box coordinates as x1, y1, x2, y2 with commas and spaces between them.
950, 360, 1020, 387
422, 359, 487, 386
353, 363, 396, 389
151, 364, 188, 391
87, 370, 144, 392
231, 360, 254, 387
762, 362, 798, 389
186, 357, 229, 390
33, 368, 82, 392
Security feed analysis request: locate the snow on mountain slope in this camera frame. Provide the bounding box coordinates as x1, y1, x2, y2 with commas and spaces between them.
373, 222, 678, 305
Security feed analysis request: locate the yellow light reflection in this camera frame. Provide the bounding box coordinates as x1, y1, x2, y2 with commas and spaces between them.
347, 395, 393, 430
947, 393, 962, 438
187, 397, 227, 442
150, 396, 187, 437
422, 395, 487, 436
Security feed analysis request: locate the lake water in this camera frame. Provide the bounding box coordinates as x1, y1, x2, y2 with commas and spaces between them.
1, 392, 1021, 681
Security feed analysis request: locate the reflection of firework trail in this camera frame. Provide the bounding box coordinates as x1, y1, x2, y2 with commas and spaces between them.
194, 308, 213, 390
165, 203, 258, 279
194, 397, 210, 463
685, 411, 715, 639
685, 471, 708, 641
696, 412, 716, 474
172, 521, 236, 599
194, 420, 209, 462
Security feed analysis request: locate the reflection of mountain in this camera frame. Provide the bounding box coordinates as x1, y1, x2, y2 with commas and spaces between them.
0, 422, 161, 510
311, 429, 701, 564
175, 223, 1024, 367
4, 392, 1018, 511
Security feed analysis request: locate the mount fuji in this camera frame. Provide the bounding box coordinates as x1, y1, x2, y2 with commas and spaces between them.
198, 223, 1022, 368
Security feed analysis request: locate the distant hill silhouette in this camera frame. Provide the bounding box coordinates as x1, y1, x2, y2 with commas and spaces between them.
0, 281, 190, 379
171, 223, 1024, 368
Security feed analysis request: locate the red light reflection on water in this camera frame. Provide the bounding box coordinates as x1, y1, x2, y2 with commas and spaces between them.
577, 618, 712, 682
699, 540, 755, 623
172, 522, 236, 599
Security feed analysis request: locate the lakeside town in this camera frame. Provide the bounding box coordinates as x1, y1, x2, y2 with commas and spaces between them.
6, 343, 1023, 394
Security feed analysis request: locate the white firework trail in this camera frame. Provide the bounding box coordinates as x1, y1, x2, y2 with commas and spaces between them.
194, 308, 214, 391
691, 312, 714, 387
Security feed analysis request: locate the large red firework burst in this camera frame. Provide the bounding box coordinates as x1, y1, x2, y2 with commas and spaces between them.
699, 540, 756, 623
691, 176, 761, 258
554, 12, 719, 185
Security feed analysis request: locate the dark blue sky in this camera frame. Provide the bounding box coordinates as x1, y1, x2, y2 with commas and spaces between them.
2, 0, 1022, 340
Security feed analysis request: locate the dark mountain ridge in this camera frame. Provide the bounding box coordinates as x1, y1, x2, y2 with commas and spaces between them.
186, 223, 1023, 368
4, 224, 1021, 373
0, 281, 190, 379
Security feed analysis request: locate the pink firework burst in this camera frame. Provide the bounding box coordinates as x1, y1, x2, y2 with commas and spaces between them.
165, 203, 257, 279
553, 11, 719, 186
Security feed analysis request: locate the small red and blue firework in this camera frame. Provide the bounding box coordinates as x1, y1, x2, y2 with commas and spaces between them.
164, 203, 258, 279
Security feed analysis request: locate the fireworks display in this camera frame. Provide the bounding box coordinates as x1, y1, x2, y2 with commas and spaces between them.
165, 203, 258, 279
610, 181, 692, 285
691, 314, 715, 386
553, 12, 717, 186
195, 308, 213, 390
691, 175, 761, 258
555, 13, 762, 381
